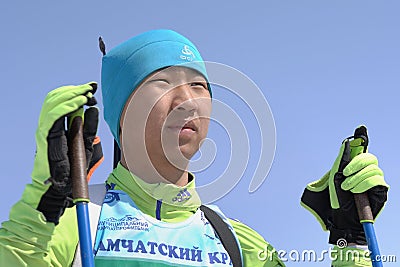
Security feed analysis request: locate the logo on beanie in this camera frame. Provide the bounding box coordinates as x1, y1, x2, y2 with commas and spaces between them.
180, 45, 195, 61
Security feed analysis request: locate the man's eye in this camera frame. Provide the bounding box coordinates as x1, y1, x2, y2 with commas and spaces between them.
147, 79, 172, 89
151, 79, 170, 84
190, 82, 207, 90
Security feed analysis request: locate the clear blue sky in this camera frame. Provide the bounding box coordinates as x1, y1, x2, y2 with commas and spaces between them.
0, 1, 399, 265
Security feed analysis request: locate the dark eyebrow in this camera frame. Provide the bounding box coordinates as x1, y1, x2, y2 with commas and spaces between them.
153, 78, 169, 82
191, 75, 207, 82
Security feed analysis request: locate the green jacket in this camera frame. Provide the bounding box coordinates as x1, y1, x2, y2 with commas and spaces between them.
0, 164, 284, 267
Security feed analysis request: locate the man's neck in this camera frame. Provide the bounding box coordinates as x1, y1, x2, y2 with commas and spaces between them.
120, 156, 189, 186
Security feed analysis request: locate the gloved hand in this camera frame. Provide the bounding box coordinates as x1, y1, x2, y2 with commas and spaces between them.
28, 82, 103, 225
301, 126, 389, 245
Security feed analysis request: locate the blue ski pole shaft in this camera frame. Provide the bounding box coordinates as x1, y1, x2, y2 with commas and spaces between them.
69, 114, 95, 267
354, 193, 383, 267
76, 202, 94, 266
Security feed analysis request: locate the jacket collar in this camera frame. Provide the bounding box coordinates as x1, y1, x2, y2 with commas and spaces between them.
106, 163, 201, 222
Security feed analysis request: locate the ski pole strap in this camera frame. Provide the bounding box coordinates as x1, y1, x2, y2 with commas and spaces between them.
200, 205, 242, 267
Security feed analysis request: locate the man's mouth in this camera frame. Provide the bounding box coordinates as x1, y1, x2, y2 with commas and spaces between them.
182, 121, 197, 132
167, 120, 198, 133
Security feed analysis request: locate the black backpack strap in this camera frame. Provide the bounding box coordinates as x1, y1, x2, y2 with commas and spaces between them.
200, 205, 242, 267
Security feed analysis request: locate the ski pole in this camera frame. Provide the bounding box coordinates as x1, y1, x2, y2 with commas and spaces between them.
354, 193, 382, 266
351, 126, 383, 267
69, 110, 95, 267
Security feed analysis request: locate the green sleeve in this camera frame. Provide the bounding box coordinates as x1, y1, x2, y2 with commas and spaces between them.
229, 219, 285, 267
0, 184, 79, 267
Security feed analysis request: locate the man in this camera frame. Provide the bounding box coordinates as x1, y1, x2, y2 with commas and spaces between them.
0, 29, 388, 266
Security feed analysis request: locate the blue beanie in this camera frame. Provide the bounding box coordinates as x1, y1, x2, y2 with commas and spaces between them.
101, 29, 210, 147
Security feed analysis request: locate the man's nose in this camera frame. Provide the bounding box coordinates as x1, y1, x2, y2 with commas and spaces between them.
172, 84, 198, 116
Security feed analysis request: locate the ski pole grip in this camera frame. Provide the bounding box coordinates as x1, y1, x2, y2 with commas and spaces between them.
354, 192, 374, 222
69, 116, 89, 202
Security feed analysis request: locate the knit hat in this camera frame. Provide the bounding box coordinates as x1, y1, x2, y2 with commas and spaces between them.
101, 29, 210, 147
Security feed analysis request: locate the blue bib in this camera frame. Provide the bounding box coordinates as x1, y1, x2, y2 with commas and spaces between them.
93, 190, 236, 266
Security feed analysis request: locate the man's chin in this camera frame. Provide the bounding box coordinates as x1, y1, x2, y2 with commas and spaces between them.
178, 143, 198, 160
161, 149, 193, 169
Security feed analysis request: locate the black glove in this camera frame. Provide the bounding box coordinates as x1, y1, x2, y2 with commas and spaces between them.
301, 126, 389, 245
36, 83, 103, 224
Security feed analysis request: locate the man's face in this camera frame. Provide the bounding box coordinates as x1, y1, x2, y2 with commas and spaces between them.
120, 66, 212, 173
